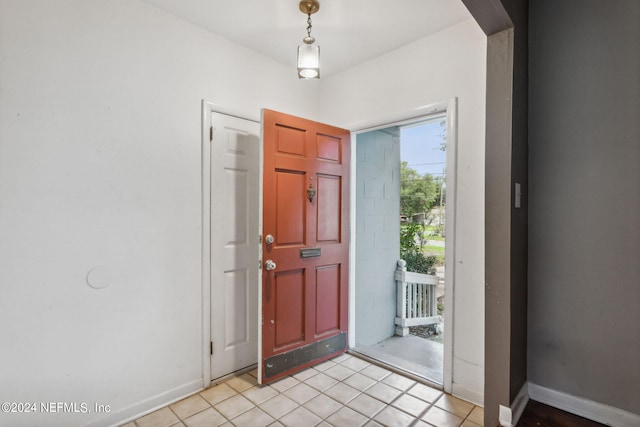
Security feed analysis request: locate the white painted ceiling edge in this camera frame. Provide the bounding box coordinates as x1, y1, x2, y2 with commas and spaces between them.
142, 0, 473, 77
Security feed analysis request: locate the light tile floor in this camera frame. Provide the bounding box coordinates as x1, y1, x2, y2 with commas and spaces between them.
122, 353, 483, 427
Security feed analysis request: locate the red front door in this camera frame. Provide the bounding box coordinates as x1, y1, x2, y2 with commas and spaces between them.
259, 109, 350, 384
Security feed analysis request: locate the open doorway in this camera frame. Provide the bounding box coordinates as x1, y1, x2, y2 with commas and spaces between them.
399, 117, 447, 342
350, 105, 455, 389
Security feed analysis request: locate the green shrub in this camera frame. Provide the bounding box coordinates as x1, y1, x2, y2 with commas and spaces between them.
400, 223, 421, 255
402, 251, 437, 274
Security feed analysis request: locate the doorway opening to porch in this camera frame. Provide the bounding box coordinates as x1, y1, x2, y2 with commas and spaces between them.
351, 111, 451, 387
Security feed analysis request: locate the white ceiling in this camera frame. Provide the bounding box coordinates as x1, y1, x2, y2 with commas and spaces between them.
142, 0, 473, 77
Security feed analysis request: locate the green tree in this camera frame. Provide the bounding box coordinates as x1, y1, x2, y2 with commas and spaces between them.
400, 161, 438, 217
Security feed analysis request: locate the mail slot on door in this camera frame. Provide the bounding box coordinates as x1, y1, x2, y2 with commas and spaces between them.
300, 248, 321, 258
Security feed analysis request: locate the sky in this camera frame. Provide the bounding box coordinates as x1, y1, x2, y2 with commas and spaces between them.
400, 120, 446, 177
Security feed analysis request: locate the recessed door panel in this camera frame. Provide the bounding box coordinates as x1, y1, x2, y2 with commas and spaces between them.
224, 127, 251, 156
316, 174, 341, 243
276, 125, 306, 157
315, 264, 341, 335
317, 134, 341, 163
224, 269, 249, 347
274, 269, 305, 348
275, 170, 306, 246
224, 168, 249, 246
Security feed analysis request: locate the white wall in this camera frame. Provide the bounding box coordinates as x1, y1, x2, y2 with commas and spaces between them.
0, 1, 317, 426
318, 20, 487, 404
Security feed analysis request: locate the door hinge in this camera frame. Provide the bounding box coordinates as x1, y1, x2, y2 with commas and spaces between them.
209, 126, 213, 142
210, 341, 213, 355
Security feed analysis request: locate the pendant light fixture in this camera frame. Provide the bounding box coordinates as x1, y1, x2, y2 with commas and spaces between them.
297, 0, 320, 79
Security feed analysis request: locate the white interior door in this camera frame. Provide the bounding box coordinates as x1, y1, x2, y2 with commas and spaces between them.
210, 112, 260, 380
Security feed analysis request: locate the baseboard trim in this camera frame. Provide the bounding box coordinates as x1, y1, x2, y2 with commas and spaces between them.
528, 382, 640, 427
498, 382, 529, 427
451, 383, 483, 407
84, 379, 203, 427
511, 382, 530, 425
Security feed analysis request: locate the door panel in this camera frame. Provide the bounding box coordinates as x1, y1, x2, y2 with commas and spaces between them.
223, 270, 248, 345
316, 175, 341, 242
210, 112, 259, 380
224, 169, 249, 245
259, 109, 350, 384
316, 134, 342, 162
274, 269, 306, 348
276, 125, 307, 156
275, 171, 306, 245
315, 264, 341, 335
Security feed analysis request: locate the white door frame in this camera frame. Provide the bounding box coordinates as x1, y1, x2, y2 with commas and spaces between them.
201, 100, 260, 389
347, 98, 457, 393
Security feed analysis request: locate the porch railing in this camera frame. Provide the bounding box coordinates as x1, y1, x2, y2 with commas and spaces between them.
395, 259, 439, 336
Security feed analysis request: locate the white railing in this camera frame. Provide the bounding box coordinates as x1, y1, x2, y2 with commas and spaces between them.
394, 259, 439, 336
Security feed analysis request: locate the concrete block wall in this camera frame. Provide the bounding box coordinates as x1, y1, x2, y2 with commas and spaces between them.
355, 127, 401, 347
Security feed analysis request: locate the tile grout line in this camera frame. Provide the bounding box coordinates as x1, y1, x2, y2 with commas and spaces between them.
259, 361, 406, 425
134, 354, 478, 427
412, 399, 437, 426
266, 361, 378, 425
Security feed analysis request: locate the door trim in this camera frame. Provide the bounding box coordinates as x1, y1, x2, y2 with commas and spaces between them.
201, 100, 259, 389
348, 98, 457, 393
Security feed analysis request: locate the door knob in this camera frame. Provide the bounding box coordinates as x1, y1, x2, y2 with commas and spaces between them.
265, 234, 275, 244
264, 260, 276, 271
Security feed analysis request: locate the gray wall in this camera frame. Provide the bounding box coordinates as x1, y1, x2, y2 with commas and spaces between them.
484, 28, 517, 423
529, 0, 640, 415
464, 0, 529, 423
355, 128, 401, 347
502, 0, 529, 403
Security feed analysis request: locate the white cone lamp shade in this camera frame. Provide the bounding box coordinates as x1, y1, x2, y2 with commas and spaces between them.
297, 43, 319, 79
